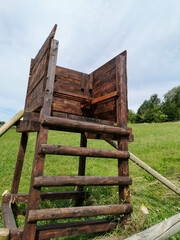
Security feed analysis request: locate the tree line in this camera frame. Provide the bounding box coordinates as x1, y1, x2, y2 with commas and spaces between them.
128, 86, 180, 123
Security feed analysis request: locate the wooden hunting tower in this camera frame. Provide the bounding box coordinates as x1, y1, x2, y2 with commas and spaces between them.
2, 25, 133, 239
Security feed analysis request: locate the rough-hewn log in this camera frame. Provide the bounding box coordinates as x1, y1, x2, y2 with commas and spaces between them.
0, 228, 9, 240
124, 213, 180, 240
3, 191, 89, 203
0, 110, 24, 137
40, 144, 130, 159
34, 176, 132, 187
28, 203, 133, 222
106, 140, 180, 196
41, 116, 130, 136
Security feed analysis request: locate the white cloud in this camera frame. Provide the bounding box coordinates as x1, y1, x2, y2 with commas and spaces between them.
0, 0, 180, 120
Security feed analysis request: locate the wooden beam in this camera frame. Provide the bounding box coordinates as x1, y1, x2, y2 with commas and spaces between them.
40, 144, 130, 159
34, 176, 132, 187
28, 203, 133, 222
53, 89, 90, 103
16, 120, 40, 132
81, 91, 118, 108
0, 110, 24, 137
124, 213, 180, 240
42, 116, 130, 136
10, 219, 117, 240
11, 132, 29, 193
3, 191, 89, 203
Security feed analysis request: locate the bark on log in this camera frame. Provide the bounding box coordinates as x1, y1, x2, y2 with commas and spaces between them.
0, 110, 24, 137
28, 203, 133, 222
40, 144, 129, 159
106, 140, 180, 196
42, 116, 130, 136
33, 176, 132, 187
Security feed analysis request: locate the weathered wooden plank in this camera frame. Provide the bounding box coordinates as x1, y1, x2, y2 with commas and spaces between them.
55, 66, 87, 81
10, 219, 117, 240
52, 97, 83, 115
40, 144, 130, 159
42, 116, 130, 135
25, 91, 43, 112
11, 132, 29, 193
16, 120, 40, 132
23, 112, 40, 122
92, 57, 116, 79
125, 213, 180, 240
1, 203, 17, 229
3, 191, 89, 203
28, 203, 133, 221
34, 176, 132, 187
51, 111, 115, 125
31, 24, 57, 71
53, 89, 90, 102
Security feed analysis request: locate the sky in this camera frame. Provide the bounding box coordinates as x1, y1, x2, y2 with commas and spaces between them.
0, 0, 180, 121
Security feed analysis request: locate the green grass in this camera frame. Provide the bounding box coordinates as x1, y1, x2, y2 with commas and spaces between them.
0, 122, 180, 239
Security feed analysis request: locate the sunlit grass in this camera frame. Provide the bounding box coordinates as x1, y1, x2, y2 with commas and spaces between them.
0, 122, 180, 239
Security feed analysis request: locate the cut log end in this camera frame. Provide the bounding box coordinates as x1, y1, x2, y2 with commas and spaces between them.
0, 228, 9, 240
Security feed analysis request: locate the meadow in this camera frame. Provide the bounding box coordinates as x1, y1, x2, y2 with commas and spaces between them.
0, 122, 180, 239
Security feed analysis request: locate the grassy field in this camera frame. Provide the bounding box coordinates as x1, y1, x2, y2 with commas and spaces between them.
0, 122, 180, 239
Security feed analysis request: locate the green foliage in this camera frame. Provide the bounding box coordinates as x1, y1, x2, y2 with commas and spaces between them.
131, 86, 180, 123
0, 121, 5, 127
128, 109, 136, 123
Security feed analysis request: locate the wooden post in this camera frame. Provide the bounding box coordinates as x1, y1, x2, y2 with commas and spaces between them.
22, 39, 58, 240
116, 52, 130, 204
76, 133, 87, 206
11, 132, 29, 193
0, 110, 24, 137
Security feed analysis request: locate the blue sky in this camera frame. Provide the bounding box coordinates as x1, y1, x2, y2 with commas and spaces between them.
0, 0, 180, 121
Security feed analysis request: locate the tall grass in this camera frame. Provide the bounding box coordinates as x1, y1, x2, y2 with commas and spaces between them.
0, 122, 179, 239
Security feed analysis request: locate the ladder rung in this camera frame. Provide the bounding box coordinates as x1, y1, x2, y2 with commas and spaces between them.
28, 203, 133, 222
40, 144, 130, 159
42, 116, 130, 136
33, 176, 132, 187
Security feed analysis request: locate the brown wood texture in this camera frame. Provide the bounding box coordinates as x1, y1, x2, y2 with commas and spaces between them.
116, 51, 130, 204
16, 120, 40, 132
42, 116, 130, 136
52, 66, 89, 116
28, 203, 133, 222
1, 203, 17, 229
24, 25, 57, 112
11, 132, 28, 193
10, 219, 117, 240
3, 191, 89, 203
40, 144, 130, 159
76, 132, 87, 206
33, 176, 132, 187
22, 39, 58, 240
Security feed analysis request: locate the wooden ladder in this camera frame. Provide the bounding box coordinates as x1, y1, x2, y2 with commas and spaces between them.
21, 115, 132, 239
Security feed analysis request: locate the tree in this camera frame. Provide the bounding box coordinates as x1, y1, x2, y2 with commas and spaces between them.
163, 86, 180, 121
